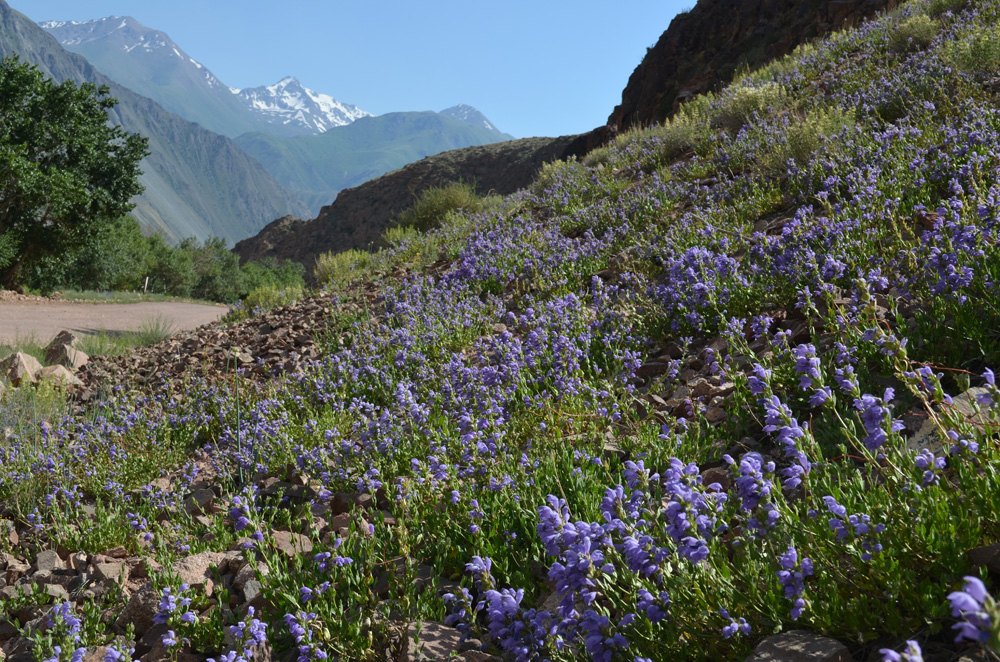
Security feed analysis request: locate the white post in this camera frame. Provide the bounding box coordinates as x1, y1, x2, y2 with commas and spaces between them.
143, 276, 149, 294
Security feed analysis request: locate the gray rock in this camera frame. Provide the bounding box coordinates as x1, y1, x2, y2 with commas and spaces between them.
172, 551, 229, 593
407, 621, 462, 662
183, 488, 218, 515
242, 579, 263, 604
34, 549, 64, 574
93, 562, 126, 586
745, 630, 852, 662
908, 387, 991, 454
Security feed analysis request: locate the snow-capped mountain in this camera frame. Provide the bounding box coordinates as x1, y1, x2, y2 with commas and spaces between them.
439, 104, 498, 131
40, 17, 227, 89
232, 77, 371, 136
39, 17, 371, 138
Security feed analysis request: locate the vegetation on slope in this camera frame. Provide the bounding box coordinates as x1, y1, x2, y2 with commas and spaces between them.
4, 1, 1000, 662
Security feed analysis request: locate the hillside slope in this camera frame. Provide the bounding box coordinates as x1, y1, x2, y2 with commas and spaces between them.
0, 1, 309, 243
233, 134, 584, 270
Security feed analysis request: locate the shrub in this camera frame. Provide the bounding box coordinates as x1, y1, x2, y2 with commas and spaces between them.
947, 25, 1000, 74
239, 258, 306, 298
925, 0, 967, 18
395, 182, 489, 232
314, 249, 373, 285
889, 15, 938, 53
712, 82, 788, 131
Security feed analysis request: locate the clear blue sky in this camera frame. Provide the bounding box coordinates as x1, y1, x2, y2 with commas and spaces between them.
19, 1, 688, 138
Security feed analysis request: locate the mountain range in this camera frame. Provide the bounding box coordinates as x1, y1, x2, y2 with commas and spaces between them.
0, 1, 309, 244
39, 16, 374, 139
0, 7, 513, 245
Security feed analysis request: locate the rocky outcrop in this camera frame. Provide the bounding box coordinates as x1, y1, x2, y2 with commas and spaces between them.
606, 0, 897, 134
233, 135, 587, 277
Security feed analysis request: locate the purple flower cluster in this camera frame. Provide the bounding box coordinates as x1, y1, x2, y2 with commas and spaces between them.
948, 576, 997, 646
822, 496, 885, 561
776, 546, 813, 620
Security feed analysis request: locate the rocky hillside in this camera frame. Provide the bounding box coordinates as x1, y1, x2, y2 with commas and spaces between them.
0, 1, 309, 244
606, 0, 897, 133
233, 134, 585, 272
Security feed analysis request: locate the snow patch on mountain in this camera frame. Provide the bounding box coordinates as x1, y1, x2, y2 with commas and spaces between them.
233, 77, 371, 134
439, 104, 499, 131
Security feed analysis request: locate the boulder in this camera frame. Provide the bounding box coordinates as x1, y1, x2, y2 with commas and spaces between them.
45, 344, 89, 371
38, 365, 84, 388
172, 551, 230, 595
406, 621, 463, 662
0, 352, 41, 386
271, 531, 312, 558
34, 549, 64, 573
114, 582, 159, 635
745, 630, 852, 662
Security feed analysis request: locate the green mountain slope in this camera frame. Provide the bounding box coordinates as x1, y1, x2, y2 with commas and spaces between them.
235, 112, 515, 215
0, 1, 309, 243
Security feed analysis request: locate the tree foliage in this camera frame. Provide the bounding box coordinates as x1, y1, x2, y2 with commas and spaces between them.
0, 55, 149, 286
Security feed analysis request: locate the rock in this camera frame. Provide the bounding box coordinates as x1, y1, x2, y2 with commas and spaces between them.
102, 546, 128, 559
233, 562, 267, 591
0, 619, 19, 640
705, 406, 727, 425
0, 352, 41, 386
968, 543, 1000, 575
45, 343, 88, 371
271, 531, 313, 558
331, 492, 374, 515
38, 365, 84, 387
407, 621, 462, 661
93, 562, 126, 586
115, 581, 160, 635
702, 466, 730, 491
242, 579, 263, 604
744, 630, 852, 662
172, 551, 229, 596
81, 647, 110, 662
460, 652, 502, 662
908, 387, 992, 454
46, 330, 79, 351
68, 551, 89, 572
34, 549, 64, 573
43, 584, 69, 600
183, 488, 218, 515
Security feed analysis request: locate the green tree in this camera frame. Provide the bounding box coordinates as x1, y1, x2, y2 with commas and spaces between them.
184, 236, 244, 303
0, 55, 149, 288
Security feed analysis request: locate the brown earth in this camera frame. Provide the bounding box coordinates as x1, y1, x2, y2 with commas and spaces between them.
0, 300, 226, 346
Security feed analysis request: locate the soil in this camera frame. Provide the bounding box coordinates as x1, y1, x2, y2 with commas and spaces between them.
0, 300, 227, 345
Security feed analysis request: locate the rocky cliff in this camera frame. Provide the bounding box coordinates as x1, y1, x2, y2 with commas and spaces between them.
606, 0, 897, 134
234, 135, 585, 274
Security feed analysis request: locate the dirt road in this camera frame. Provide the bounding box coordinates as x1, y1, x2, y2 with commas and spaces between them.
0, 300, 227, 345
